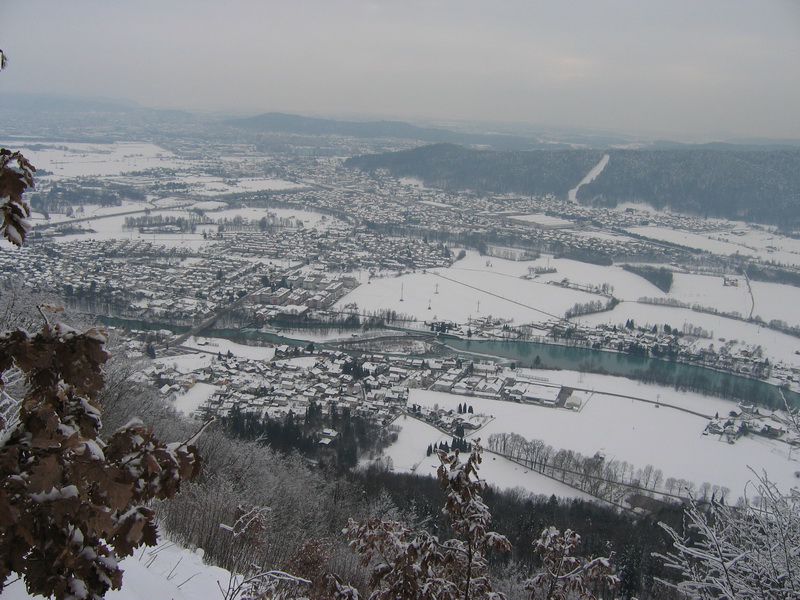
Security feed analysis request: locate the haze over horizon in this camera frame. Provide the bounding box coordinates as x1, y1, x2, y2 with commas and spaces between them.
2, 0, 799, 141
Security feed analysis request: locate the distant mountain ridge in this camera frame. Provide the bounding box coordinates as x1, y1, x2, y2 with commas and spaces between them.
224, 112, 559, 150
346, 143, 800, 227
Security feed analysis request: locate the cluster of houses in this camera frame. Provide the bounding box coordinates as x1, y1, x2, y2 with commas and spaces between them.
541, 321, 774, 382
247, 269, 359, 321
704, 402, 799, 446
243, 160, 715, 264
142, 338, 591, 440
144, 346, 415, 426
217, 226, 454, 272
0, 238, 269, 324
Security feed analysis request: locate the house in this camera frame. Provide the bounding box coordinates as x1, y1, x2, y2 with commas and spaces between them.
521, 383, 561, 405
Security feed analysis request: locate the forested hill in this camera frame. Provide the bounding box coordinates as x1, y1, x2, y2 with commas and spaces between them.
346, 143, 800, 226
346, 143, 605, 197
225, 113, 555, 150
576, 148, 800, 225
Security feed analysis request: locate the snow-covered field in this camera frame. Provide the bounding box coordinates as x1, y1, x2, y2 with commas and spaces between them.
380, 413, 595, 500
335, 251, 600, 325
274, 356, 319, 369
527, 257, 665, 300
336, 269, 594, 324
407, 388, 799, 496
750, 280, 800, 327
5, 537, 232, 600
627, 223, 800, 268
203, 206, 342, 229
183, 336, 276, 361
155, 353, 213, 374
627, 225, 755, 257
175, 174, 303, 196
509, 213, 573, 227
713, 228, 800, 268
173, 382, 218, 417
1, 140, 181, 178
28, 200, 150, 226
509, 367, 737, 416
44, 209, 214, 249
668, 272, 752, 315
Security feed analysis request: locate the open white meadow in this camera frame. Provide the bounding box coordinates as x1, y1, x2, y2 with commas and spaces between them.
627, 225, 757, 257
154, 353, 213, 374
183, 336, 276, 361
172, 382, 218, 417
508, 213, 573, 227
626, 222, 800, 268
379, 413, 595, 500
174, 174, 304, 196
668, 272, 752, 315
336, 251, 601, 325
203, 206, 343, 230
1, 140, 182, 178
407, 388, 799, 496
750, 280, 800, 327
5, 537, 232, 600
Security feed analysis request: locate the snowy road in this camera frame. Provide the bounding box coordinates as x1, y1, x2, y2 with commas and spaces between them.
567, 153, 609, 202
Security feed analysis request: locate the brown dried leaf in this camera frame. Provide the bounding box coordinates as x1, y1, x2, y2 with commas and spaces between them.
27, 454, 63, 493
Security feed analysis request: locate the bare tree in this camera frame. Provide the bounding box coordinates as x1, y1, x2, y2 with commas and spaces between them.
657, 472, 799, 599
657, 393, 800, 599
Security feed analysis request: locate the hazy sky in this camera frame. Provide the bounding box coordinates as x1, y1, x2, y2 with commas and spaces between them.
2, 0, 799, 140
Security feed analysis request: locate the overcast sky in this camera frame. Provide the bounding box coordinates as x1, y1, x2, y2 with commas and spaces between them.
2, 0, 799, 140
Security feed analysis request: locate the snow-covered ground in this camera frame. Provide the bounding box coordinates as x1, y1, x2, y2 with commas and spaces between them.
528, 257, 665, 300
407, 388, 799, 496
274, 356, 320, 369
43, 209, 215, 249
336, 269, 593, 324
1, 141, 181, 178
5, 537, 233, 600
183, 336, 275, 361
172, 382, 219, 417
627, 223, 800, 268
399, 176, 428, 189
28, 200, 151, 226
335, 251, 600, 325
750, 280, 800, 327
627, 225, 755, 257
713, 227, 800, 268
175, 174, 303, 196
668, 272, 752, 316
154, 353, 213, 374
379, 413, 595, 500
509, 214, 573, 227
508, 367, 737, 416
202, 206, 342, 230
